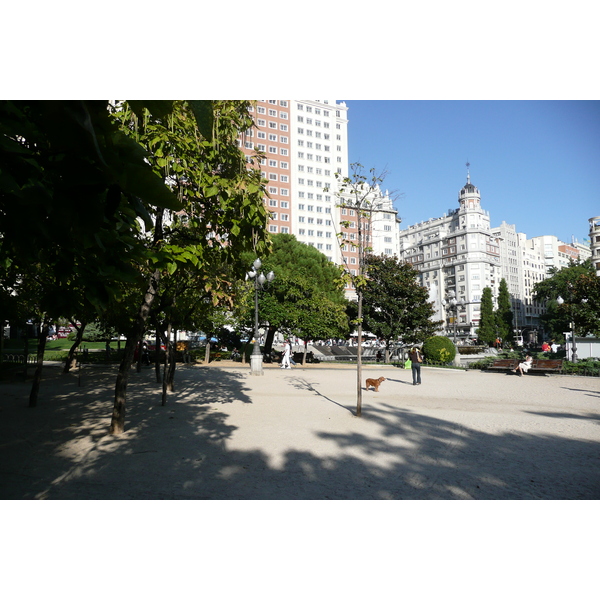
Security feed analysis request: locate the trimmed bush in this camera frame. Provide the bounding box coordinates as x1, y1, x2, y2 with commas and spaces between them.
563, 358, 600, 377
422, 335, 456, 364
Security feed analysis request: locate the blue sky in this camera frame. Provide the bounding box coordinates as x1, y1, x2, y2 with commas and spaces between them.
344, 100, 600, 245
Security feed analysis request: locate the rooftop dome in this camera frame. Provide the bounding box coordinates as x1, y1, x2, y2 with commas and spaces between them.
458, 163, 481, 208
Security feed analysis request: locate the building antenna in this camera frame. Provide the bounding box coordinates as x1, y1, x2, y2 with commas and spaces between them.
466, 161, 471, 184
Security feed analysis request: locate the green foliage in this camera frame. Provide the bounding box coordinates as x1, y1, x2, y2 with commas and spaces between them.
562, 357, 600, 377
110, 100, 271, 280
0, 100, 181, 317
247, 234, 349, 345
103, 100, 271, 355
362, 254, 442, 349
534, 259, 600, 339
477, 286, 496, 346
422, 335, 457, 364
495, 278, 514, 345
438, 347, 451, 363
81, 322, 115, 342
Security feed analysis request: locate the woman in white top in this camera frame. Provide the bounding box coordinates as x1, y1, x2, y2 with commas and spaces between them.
513, 355, 532, 376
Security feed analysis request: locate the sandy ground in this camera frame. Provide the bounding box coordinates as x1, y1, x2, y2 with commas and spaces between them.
1, 360, 599, 499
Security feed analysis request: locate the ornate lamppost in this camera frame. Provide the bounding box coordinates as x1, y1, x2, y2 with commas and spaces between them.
442, 290, 464, 367
247, 258, 275, 376
557, 283, 586, 363
442, 290, 464, 344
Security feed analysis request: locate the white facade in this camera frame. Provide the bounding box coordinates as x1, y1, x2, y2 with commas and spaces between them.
398, 173, 501, 340
515, 234, 547, 338
490, 221, 527, 334
368, 190, 401, 258
588, 216, 600, 276
242, 100, 401, 276
290, 100, 349, 264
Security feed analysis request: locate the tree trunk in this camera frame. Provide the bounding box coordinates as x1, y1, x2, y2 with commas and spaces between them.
302, 340, 308, 366
110, 268, 160, 435
205, 339, 211, 364
155, 328, 162, 383
167, 327, 176, 392
63, 322, 86, 373
263, 325, 277, 356
135, 339, 143, 373
356, 291, 363, 417
0, 318, 4, 369
162, 322, 172, 405
29, 320, 50, 407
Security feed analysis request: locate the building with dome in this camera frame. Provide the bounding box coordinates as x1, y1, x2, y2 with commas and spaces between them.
398, 168, 502, 341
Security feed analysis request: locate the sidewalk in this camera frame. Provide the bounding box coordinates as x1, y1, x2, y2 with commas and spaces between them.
1, 362, 599, 499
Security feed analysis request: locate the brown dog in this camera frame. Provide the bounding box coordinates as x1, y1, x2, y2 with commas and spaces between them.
365, 376, 386, 392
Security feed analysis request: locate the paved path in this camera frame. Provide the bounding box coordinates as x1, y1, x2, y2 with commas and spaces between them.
1, 362, 599, 499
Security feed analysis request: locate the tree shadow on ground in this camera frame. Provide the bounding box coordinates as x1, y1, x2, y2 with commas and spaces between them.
288, 376, 354, 415
523, 411, 600, 422
560, 386, 600, 398
1, 366, 599, 499
0, 365, 251, 499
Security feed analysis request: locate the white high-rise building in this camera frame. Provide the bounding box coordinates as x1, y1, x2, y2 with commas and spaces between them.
515, 233, 547, 340
490, 221, 525, 331
398, 169, 501, 340
290, 100, 349, 263
240, 100, 400, 278
397, 168, 591, 344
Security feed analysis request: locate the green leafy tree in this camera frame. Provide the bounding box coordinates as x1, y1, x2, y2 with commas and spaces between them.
0, 100, 175, 403
534, 259, 600, 341
477, 286, 496, 346
245, 234, 349, 356
495, 278, 514, 347
0, 100, 181, 313
107, 100, 271, 433
0, 100, 270, 431
329, 163, 391, 416
362, 254, 441, 360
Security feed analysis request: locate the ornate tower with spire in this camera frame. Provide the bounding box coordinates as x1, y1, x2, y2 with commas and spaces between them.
458, 162, 482, 210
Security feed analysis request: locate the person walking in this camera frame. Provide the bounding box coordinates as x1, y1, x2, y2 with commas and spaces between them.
281, 340, 292, 369
408, 346, 423, 385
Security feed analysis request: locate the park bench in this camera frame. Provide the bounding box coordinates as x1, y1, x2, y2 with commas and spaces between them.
486, 358, 563, 375
486, 359, 519, 372
529, 359, 563, 374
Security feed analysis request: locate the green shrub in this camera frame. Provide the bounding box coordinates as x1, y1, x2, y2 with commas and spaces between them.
563, 358, 600, 377
468, 357, 496, 370
422, 336, 456, 364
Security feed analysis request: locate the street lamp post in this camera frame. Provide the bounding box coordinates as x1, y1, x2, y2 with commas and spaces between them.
556, 284, 587, 363
443, 290, 464, 344
442, 290, 464, 366
557, 293, 577, 362
247, 258, 275, 376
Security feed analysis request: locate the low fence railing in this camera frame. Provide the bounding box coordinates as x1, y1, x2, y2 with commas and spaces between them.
0, 353, 37, 364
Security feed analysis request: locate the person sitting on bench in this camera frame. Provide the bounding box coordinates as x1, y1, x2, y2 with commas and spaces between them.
513, 355, 532, 376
